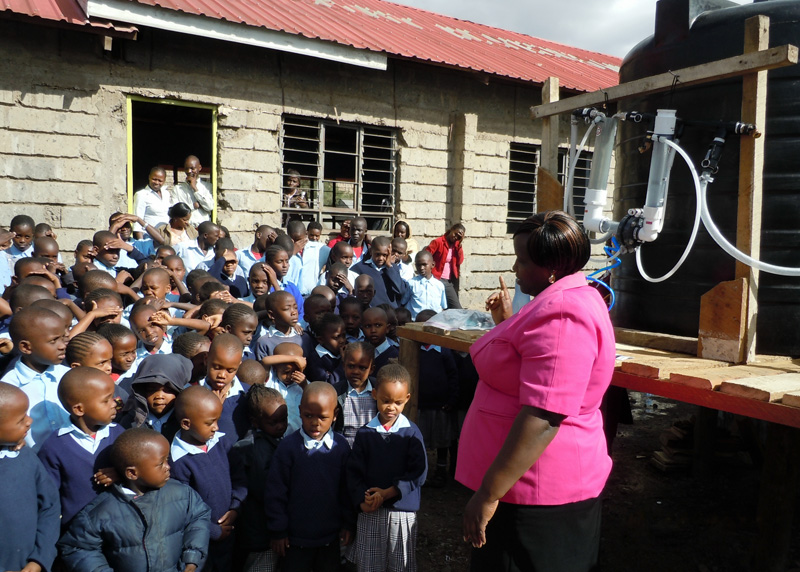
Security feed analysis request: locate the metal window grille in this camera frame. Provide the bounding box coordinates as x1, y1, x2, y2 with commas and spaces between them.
280, 115, 397, 231
558, 149, 593, 219
505, 143, 541, 234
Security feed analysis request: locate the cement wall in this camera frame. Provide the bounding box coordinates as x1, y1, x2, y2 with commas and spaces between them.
0, 20, 607, 309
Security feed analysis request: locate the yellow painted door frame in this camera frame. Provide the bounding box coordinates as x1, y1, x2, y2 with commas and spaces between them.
126, 96, 218, 222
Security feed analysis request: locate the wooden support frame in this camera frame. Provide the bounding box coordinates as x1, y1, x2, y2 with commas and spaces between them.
537, 77, 563, 212
530, 43, 797, 120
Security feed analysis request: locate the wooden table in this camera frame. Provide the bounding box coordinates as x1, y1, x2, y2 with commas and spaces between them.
396, 323, 800, 571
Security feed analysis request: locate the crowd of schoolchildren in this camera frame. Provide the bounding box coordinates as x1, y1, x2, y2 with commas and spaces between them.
0, 175, 478, 572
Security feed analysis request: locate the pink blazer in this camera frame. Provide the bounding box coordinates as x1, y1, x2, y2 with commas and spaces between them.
455, 272, 615, 505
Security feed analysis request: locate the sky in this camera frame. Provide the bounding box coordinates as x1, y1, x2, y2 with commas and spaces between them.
389, 0, 750, 58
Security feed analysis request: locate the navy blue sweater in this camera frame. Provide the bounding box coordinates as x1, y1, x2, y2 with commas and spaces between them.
306, 349, 345, 385
373, 344, 399, 373
37, 423, 125, 526
58, 480, 211, 572
351, 261, 407, 308
170, 436, 247, 541
346, 420, 427, 512
230, 431, 281, 552
264, 430, 353, 546
219, 391, 250, 445
0, 447, 60, 572
418, 347, 459, 410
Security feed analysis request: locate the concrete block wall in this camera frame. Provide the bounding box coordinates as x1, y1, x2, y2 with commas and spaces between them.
0, 20, 616, 311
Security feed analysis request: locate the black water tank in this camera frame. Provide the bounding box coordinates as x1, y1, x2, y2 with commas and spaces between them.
613, 0, 800, 355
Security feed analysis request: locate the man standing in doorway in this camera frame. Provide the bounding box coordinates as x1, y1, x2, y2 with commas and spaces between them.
426, 223, 465, 309
172, 155, 214, 226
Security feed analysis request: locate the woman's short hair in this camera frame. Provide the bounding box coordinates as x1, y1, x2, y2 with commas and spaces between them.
168, 202, 192, 219
513, 210, 590, 277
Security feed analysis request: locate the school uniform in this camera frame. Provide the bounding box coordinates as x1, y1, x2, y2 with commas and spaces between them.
286, 241, 324, 296
206, 256, 249, 298
0, 250, 13, 292
401, 275, 447, 319
271, 277, 305, 321
170, 431, 247, 571
346, 414, 427, 571
6, 243, 33, 263
266, 376, 304, 436
173, 239, 214, 272
199, 377, 249, 444
37, 422, 125, 526
397, 260, 415, 282
253, 326, 302, 360
416, 345, 459, 449
117, 237, 156, 269
333, 378, 377, 447
306, 344, 345, 385
346, 330, 365, 344
0, 447, 60, 572
265, 429, 353, 571
373, 338, 400, 372
230, 431, 282, 569
237, 246, 266, 277
1, 359, 71, 451
351, 259, 407, 308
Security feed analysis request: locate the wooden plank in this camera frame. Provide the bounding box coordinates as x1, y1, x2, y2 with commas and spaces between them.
619, 352, 728, 380
736, 15, 769, 364
612, 372, 800, 429
697, 278, 747, 363
719, 373, 800, 402
398, 323, 482, 353
671, 364, 789, 391
530, 44, 798, 120
614, 327, 697, 355
782, 391, 800, 409
398, 337, 421, 422
536, 166, 564, 213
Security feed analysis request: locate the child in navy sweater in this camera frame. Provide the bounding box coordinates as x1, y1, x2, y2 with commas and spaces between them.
59, 428, 211, 572
230, 386, 288, 572
0, 382, 60, 572
200, 333, 249, 443
170, 385, 247, 572
361, 307, 399, 372
306, 313, 346, 385
265, 382, 354, 572
346, 364, 427, 571
37, 367, 122, 528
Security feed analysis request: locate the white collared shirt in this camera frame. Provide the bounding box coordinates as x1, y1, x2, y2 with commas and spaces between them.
201, 377, 245, 399
366, 413, 411, 434
0, 448, 21, 459
266, 377, 303, 435
170, 431, 225, 461
300, 428, 334, 450
133, 186, 172, 232
374, 338, 398, 357
174, 239, 215, 272
346, 380, 373, 397
315, 344, 338, 359
171, 179, 214, 226
58, 422, 115, 455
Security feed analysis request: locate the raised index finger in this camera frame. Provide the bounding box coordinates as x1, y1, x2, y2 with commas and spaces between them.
499, 275, 511, 298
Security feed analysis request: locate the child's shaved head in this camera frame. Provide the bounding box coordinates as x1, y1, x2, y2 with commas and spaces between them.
273, 342, 304, 358
0, 382, 27, 419
301, 380, 337, 406
174, 385, 219, 420
9, 306, 62, 344
111, 428, 169, 475
57, 366, 114, 409
209, 332, 244, 358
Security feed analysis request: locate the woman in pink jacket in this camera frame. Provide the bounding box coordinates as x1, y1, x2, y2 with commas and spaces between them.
456, 210, 615, 571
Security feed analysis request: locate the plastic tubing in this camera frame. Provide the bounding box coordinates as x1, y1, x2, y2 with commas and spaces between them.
587, 276, 616, 311
698, 172, 800, 276
636, 137, 703, 283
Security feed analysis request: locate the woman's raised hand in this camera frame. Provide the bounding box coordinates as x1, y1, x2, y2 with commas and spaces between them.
485, 276, 513, 325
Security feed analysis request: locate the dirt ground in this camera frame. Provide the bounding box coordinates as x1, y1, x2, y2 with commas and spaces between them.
416, 392, 800, 572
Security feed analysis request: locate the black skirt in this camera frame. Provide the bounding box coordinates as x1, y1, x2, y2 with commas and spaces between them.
471, 496, 602, 572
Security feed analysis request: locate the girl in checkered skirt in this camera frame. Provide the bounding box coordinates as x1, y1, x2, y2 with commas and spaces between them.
345, 364, 428, 571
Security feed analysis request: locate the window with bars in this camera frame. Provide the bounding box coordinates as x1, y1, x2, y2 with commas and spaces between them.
504, 142, 593, 234
280, 116, 397, 231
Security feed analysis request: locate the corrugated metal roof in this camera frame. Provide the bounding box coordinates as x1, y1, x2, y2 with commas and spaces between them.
125, 0, 620, 91
1, 0, 137, 34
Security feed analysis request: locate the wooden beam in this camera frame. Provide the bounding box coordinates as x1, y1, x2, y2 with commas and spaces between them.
736, 15, 769, 364
697, 278, 747, 362
398, 337, 421, 422
613, 327, 698, 355
530, 43, 797, 119
538, 77, 562, 212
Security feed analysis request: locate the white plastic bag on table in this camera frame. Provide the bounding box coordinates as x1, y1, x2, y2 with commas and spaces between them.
424, 309, 495, 331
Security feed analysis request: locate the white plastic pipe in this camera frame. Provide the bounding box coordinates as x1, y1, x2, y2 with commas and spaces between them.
636, 137, 703, 283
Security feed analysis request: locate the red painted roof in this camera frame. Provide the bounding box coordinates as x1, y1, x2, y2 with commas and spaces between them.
128, 0, 620, 92
1, 0, 136, 34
